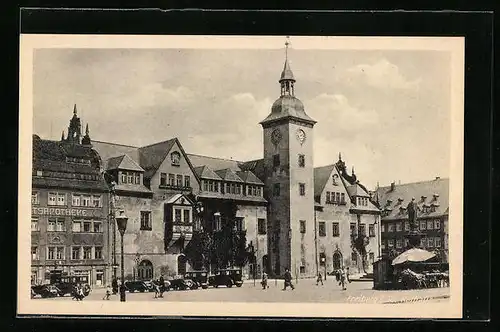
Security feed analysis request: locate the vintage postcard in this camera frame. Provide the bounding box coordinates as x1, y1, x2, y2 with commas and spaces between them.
18, 35, 464, 318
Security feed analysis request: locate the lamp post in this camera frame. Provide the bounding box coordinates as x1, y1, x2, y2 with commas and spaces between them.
115, 210, 128, 302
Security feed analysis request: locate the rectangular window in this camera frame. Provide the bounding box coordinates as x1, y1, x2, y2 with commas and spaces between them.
92, 195, 101, 207
435, 219, 441, 229
214, 181, 219, 192
127, 173, 133, 184
55, 247, 64, 260
72, 220, 81, 232
176, 174, 183, 187
435, 237, 441, 248
47, 219, 56, 232
31, 217, 39, 231
235, 217, 244, 232
214, 216, 222, 231
82, 195, 91, 207
299, 266, 305, 274
396, 239, 402, 248
420, 221, 426, 230
257, 187, 262, 196
298, 154, 305, 167
83, 246, 92, 259
31, 246, 39, 260
340, 193, 345, 204
93, 221, 102, 233
183, 209, 191, 223
48, 193, 57, 206
388, 239, 394, 248
300, 220, 306, 233
332, 222, 340, 237
168, 173, 175, 186
94, 246, 103, 259
273, 154, 280, 167
350, 223, 357, 235
388, 223, 394, 232
369, 224, 375, 237
203, 180, 209, 191
258, 218, 266, 234
326, 192, 331, 204
160, 173, 167, 186
299, 183, 306, 196
121, 172, 127, 184
184, 175, 190, 188
56, 193, 66, 206
72, 246, 81, 260
135, 173, 140, 184
31, 191, 39, 205
47, 247, 55, 260
174, 209, 182, 223
404, 222, 410, 231
359, 224, 366, 236
72, 194, 81, 206
427, 238, 434, 248
420, 238, 426, 248
56, 218, 65, 232
318, 222, 326, 237
83, 221, 92, 233
247, 186, 252, 196
273, 183, 280, 196
396, 222, 402, 232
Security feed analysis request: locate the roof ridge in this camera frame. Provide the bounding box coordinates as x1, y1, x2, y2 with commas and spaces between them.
92, 140, 139, 148
139, 137, 177, 149
187, 152, 243, 163
314, 164, 336, 170
378, 178, 450, 189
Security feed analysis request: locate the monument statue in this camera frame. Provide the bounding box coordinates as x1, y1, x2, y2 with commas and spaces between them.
407, 198, 418, 232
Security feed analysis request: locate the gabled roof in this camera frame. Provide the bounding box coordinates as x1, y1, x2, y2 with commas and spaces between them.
187, 153, 242, 171
346, 183, 371, 198
106, 154, 144, 172
92, 140, 140, 163
138, 138, 177, 178
375, 178, 449, 220
313, 164, 336, 198
236, 170, 264, 185
215, 168, 244, 183
239, 159, 265, 182
194, 165, 222, 180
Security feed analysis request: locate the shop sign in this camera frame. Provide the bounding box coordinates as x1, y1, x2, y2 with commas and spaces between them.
32, 207, 100, 217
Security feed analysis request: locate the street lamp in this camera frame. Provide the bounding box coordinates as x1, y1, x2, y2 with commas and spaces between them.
115, 210, 128, 302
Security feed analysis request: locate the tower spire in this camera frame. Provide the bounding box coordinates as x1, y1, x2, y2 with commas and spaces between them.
73, 104, 77, 115
339, 152, 342, 161
85, 123, 89, 135
279, 36, 296, 97
61, 130, 65, 141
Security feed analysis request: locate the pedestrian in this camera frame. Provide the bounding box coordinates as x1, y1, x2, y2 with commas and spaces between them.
112, 277, 118, 295
346, 267, 351, 283
316, 272, 324, 286
340, 267, 347, 290
261, 272, 269, 290
282, 268, 295, 291
102, 284, 111, 300
153, 279, 161, 299
159, 274, 165, 298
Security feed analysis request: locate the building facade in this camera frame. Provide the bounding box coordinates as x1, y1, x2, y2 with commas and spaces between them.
31, 107, 110, 287
374, 177, 449, 262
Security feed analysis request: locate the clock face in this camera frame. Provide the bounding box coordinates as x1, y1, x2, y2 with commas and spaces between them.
296, 129, 306, 144
271, 129, 282, 145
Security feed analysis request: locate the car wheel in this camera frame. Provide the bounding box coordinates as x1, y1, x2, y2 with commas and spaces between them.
227, 283, 233, 288
129, 289, 135, 293
236, 284, 242, 288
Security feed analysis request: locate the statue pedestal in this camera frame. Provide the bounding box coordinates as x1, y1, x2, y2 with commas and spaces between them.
404, 230, 425, 249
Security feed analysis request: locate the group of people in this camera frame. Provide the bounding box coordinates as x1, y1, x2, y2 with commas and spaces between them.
102, 277, 119, 300
153, 274, 166, 299
260, 267, 351, 291
72, 283, 87, 301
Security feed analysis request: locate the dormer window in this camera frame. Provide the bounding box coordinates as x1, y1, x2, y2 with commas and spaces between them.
171, 151, 181, 166
332, 174, 339, 186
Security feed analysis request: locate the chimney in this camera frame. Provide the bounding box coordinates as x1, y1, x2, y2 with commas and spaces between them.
435, 176, 440, 180
390, 182, 395, 191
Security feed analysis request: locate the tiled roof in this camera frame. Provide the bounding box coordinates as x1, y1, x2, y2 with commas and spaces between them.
239, 159, 265, 183
313, 164, 336, 198
346, 183, 371, 198
215, 168, 244, 183
236, 170, 264, 185
92, 140, 140, 163
138, 138, 177, 179
261, 96, 316, 126
113, 183, 152, 194
375, 178, 449, 220
187, 153, 242, 171
197, 192, 267, 204
32, 176, 108, 192
194, 166, 222, 180
106, 154, 144, 172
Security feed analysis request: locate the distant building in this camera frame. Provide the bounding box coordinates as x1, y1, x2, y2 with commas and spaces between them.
374, 177, 449, 262
31, 106, 110, 287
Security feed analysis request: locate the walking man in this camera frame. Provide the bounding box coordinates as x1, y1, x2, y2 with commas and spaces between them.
158, 274, 165, 298
340, 267, 347, 290
261, 272, 269, 290
282, 268, 295, 291
111, 277, 118, 295
102, 284, 111, 300
316, 272, 324, 286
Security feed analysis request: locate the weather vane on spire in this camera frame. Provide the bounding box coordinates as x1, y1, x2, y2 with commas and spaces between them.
285, 36, 290, 60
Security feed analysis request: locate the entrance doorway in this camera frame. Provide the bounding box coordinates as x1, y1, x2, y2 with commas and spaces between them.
137, 260, 153, 280
177, 255, 187, 275
333, 252, 342, 270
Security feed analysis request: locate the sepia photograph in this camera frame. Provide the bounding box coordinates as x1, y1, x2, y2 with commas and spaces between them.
18, 35, 464, 318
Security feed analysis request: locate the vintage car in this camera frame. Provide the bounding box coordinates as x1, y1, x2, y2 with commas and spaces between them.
53, 276, 91, 297
124, 280, 151, 293
184, 271, 209, 289
169, 277, 194, 291
208, 268, 243, 288
31, 284, 60, 298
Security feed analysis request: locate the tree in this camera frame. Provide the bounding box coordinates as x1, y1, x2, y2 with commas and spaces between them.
350, 216, 370, 274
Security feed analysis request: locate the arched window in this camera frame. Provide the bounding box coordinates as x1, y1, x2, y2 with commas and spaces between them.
333, 252, 342, 270
137, 260, 153, 280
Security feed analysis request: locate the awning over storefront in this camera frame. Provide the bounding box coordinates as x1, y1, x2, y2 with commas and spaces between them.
391, 248, 436, 266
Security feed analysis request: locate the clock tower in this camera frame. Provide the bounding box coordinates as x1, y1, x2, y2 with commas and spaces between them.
260, 40, 317, 278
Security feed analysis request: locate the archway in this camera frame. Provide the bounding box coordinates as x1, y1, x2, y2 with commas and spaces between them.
137, 260, 153, 280
177, 255, 187, 275
333, 251, 342, 270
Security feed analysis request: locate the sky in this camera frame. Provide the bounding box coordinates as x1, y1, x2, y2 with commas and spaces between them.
33, 43, 452, 190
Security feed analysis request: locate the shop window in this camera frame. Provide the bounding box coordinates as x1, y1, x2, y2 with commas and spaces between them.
332, 222, 340, 237
318, 222, 326, 237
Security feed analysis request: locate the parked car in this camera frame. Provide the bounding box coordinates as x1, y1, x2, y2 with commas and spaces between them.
124, 280, 150, 293
31, 284, 60, 298
169, 277, 194, 290
208, 268, 244, 288
184, 271, 209, 289
52, 275, 91, 297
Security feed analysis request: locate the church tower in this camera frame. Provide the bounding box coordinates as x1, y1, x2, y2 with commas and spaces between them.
260, 39, 317, 278
66, 104, 82, 144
